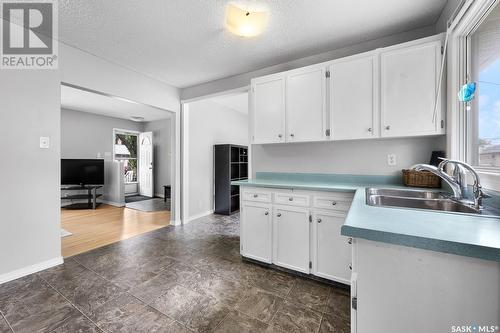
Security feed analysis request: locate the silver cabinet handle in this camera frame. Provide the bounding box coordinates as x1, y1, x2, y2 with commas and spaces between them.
331, 201, 337, 206
349, 263, 352, 270
278, 134, 282, 138
290, 133, 294, 137
317, 218, 322, 223
347, 237, 352, 244
264, 211, 269, 216
253, 194, 258, 198
277, 213, 282, 217
288, 197, 293, 201
368, 128, 372, 132
385, 125, 391, 130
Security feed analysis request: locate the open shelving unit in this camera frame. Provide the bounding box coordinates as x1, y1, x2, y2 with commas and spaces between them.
214, 144, 248, 215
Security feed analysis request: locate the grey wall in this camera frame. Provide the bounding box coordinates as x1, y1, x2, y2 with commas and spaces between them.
252, 136, 446, 176
0, 70, 61, 279
144, 118, 172, 196
188, 100, 248, 218
61, 109, 145, 159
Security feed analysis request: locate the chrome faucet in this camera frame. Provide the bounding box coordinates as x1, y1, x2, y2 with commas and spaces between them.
411, 159, 488, 210
437, 158, 489, 210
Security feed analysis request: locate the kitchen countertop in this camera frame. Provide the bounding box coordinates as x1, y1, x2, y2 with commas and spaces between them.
232, 172, 500, 262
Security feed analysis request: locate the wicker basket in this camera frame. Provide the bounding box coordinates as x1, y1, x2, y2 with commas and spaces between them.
402, 169, 441, 188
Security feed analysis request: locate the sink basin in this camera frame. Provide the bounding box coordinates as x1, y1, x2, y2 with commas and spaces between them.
365, 188, 480, 214
365, 187, 446, 199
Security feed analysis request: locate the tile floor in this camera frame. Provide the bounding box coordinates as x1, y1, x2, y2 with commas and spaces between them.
0, 214, 350, 333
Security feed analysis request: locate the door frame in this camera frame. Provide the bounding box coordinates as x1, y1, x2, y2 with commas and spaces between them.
180, 86, 250, 224
61, 82, 181, 225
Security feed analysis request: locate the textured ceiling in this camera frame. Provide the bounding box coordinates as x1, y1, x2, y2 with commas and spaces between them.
59, 0, 447, 88
61, 85, 172, 122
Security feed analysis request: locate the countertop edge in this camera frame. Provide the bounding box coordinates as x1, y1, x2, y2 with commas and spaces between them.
340, 225, 500, 262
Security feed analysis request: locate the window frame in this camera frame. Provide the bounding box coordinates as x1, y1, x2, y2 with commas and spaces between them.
113, 128, 140, 184
448, 0, 500, 190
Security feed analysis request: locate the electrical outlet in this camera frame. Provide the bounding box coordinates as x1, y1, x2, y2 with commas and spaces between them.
387, 154, 397, 166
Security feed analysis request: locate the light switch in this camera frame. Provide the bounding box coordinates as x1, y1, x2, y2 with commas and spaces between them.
39, 136, 50, 149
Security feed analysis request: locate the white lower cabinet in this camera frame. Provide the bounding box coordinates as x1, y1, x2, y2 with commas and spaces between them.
273, 205, 310, 274
312, 210, 351, 283
240, 202, 273, 263
240, 187, 353, 284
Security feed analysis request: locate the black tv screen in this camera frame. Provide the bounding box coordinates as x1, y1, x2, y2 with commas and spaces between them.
61, 159, 104, 186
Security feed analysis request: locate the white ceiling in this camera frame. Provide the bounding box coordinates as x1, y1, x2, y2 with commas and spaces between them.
59, 0, 447, 88
61, 85, 172, 122
209, 92, 249, 114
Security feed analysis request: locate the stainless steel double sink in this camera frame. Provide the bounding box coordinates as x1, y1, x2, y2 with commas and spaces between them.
365, 187, 480, 214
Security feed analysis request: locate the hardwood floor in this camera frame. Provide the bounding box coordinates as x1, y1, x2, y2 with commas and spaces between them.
61, 204, 170, 257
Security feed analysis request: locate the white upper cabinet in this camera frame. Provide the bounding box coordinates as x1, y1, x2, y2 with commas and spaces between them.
250, 34, 445, 144
330, 53, 378, 140
286, 66, 326, 142
251, 75, 286, 144
380, 39, 443, 137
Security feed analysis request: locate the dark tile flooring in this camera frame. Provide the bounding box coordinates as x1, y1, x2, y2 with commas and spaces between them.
0, 214, 350, 333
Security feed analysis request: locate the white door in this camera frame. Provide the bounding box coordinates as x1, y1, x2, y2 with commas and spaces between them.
312, 210, 351, 284
240, 202, 272, 263
273, 205, 310, 273
286, 65, 326, 142
252, 75, 286, 144
139, 131, 153, 197
330, 53, 378, 140
380, 40, 441, 137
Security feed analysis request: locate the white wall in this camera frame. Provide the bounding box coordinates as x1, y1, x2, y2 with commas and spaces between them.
0, 70, 62, 281
60, 43, 180, 112
1, 39, 181, 282
61, 108, 144, 159
187, 100, 248, 219
144, 118, 172, 196
252, 136, 446, 176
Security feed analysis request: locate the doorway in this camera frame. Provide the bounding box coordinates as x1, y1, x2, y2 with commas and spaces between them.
60, 83, 177, 257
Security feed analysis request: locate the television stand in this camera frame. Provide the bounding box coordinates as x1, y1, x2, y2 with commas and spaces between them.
61, 185, 103, 210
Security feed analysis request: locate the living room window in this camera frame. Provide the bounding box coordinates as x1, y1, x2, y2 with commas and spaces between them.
114, 130, 138, 183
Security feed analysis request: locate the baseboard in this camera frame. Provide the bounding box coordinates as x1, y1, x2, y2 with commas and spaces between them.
0, 256, 64, 285
170, 219, 181, 226
101, 200, 125, 207
186, 210, 214, 224
155, 193, 165, 199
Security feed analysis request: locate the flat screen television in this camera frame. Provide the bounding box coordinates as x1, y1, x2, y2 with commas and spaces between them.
61, 159, 104, 186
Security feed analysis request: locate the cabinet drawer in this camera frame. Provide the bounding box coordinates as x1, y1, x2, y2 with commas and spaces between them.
313, 192, 354, 212
275, 192, 310, 207
241, 188, 272, 203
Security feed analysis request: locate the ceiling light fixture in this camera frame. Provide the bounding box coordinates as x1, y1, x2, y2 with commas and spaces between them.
130, 116, 145, 122
225, 1, 269, 38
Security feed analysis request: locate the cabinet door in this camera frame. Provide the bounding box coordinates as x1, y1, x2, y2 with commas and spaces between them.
286, 66, 326, 142
273, 205, 310, 273
240, 202, 272, 263
251, 75, 286, 144
312, 211, 351, 284
380, 41, 441, 137
330, 54, 377, 140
